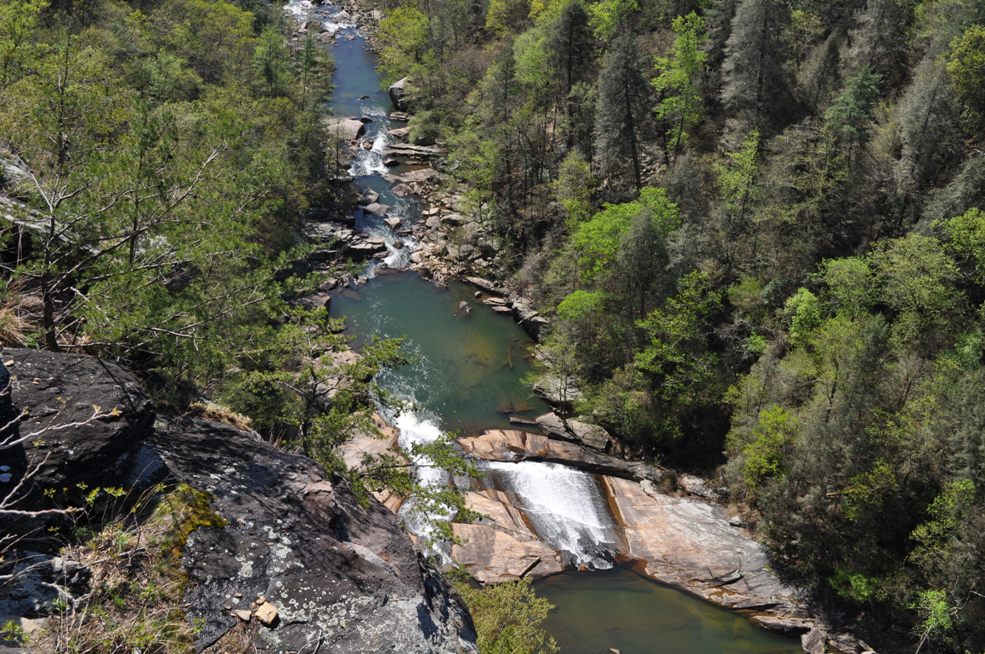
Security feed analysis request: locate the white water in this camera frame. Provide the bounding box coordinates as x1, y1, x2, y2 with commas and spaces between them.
486, 461, 619, 568
392, 410, 454, 560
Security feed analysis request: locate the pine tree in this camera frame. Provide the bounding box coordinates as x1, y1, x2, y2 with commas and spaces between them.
593, 33, 650, 194
720, 0, 794, 127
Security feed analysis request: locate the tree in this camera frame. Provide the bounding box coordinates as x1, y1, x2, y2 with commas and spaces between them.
485, 0, 530, 36
721, 0, 794, 126
0, 0, 47, 89
824, 66, 880, 153
546, 0, 594, 134
713, 129, 760, 275
652, 12, 707, 164
947, 24, 985, 128
594, 33, 650, 194
453, 578, 558, 654
378, 7, 431, 82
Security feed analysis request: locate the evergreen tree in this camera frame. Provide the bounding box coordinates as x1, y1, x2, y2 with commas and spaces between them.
593, 33, 650, 194
721, 0, 794, 127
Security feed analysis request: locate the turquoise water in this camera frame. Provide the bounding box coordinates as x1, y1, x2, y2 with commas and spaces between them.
537, 568, 802, 654
330, 272, 548, 433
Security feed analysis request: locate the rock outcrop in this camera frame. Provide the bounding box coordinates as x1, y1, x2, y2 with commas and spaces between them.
450, 490, 564, 584
150, 418, 477, 653
2, 348, 154, 515
388, 77, 414, 111
0, 349, 478, 654
323, 116, 367, 141
458, 430, 664, 483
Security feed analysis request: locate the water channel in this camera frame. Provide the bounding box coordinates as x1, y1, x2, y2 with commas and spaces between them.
289, 2, 801, 650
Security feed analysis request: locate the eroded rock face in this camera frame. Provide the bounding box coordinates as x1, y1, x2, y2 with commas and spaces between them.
150, 418, 477, 653
604, 476, 807, 613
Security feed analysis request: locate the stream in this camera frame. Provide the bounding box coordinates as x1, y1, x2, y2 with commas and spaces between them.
289, 2, 801, 651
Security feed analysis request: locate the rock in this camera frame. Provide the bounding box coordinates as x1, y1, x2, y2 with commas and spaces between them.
462, 276, 506, 295
388, 77, 414, 111
605, 476, 804, 618
0, 552, 91, 618
234, 609, 252, 622
384, 216, 402, 229
322, 117, 365, 141
677, 473, 723, 501
363, 202, 389, 215
458, 300, 471, 315
491, 305, 513, 314
385, 143, 443, 161
390, 111, 411, 122
254, 601, 278, 627
3, 348, 154, 519
532, 374, 582, 404
752, 615, 813, 635
567, 417, 613, 452
458, 430, 663, 483
150, 417, 477, 653
388, 126, 411, 139
450, 490, 564, 584
357, 189, 380, 206
511, 299, 548, 338
393, 168, 442, 184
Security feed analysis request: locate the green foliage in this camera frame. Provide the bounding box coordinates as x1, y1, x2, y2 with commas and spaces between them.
947, 24, 985, 128
652, 12, 707, 162
0, 0, 47, 88
825, 66, 881, 148
587, 0, 638, 41
738, 405, 797, 495
453, 578, 559, 654
940, 207, 985, 284
378, 7, 431, 81
570, 187, 678, 282
784, 287, 822, 347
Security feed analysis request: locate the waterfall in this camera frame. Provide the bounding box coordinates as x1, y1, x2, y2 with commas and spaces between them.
485, 460, 618, 569
393, 410, 454, 561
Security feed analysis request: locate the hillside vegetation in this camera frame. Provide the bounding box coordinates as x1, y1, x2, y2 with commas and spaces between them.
372, 0, 985, 649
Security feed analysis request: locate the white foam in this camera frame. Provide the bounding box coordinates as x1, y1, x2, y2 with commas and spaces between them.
486, 460, 618, 568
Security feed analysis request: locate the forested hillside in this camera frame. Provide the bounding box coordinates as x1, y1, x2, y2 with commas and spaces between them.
371, 0, 985, 650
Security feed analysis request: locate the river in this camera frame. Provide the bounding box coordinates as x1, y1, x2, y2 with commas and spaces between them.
289, 2, 801, 651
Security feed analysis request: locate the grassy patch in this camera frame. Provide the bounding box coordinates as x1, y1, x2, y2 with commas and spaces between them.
32, 483, 225, 654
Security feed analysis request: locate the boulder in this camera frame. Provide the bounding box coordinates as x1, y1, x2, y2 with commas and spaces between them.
388, 77, 414, 111
363, 202, 389, 215
150, 417, 478, 653
604, 476, 803, 616
2, 348, 154, 515
531, 373, 582, 404
385, 143, 443, 161
535, 413, 612, 452
323, 117, 366, 141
